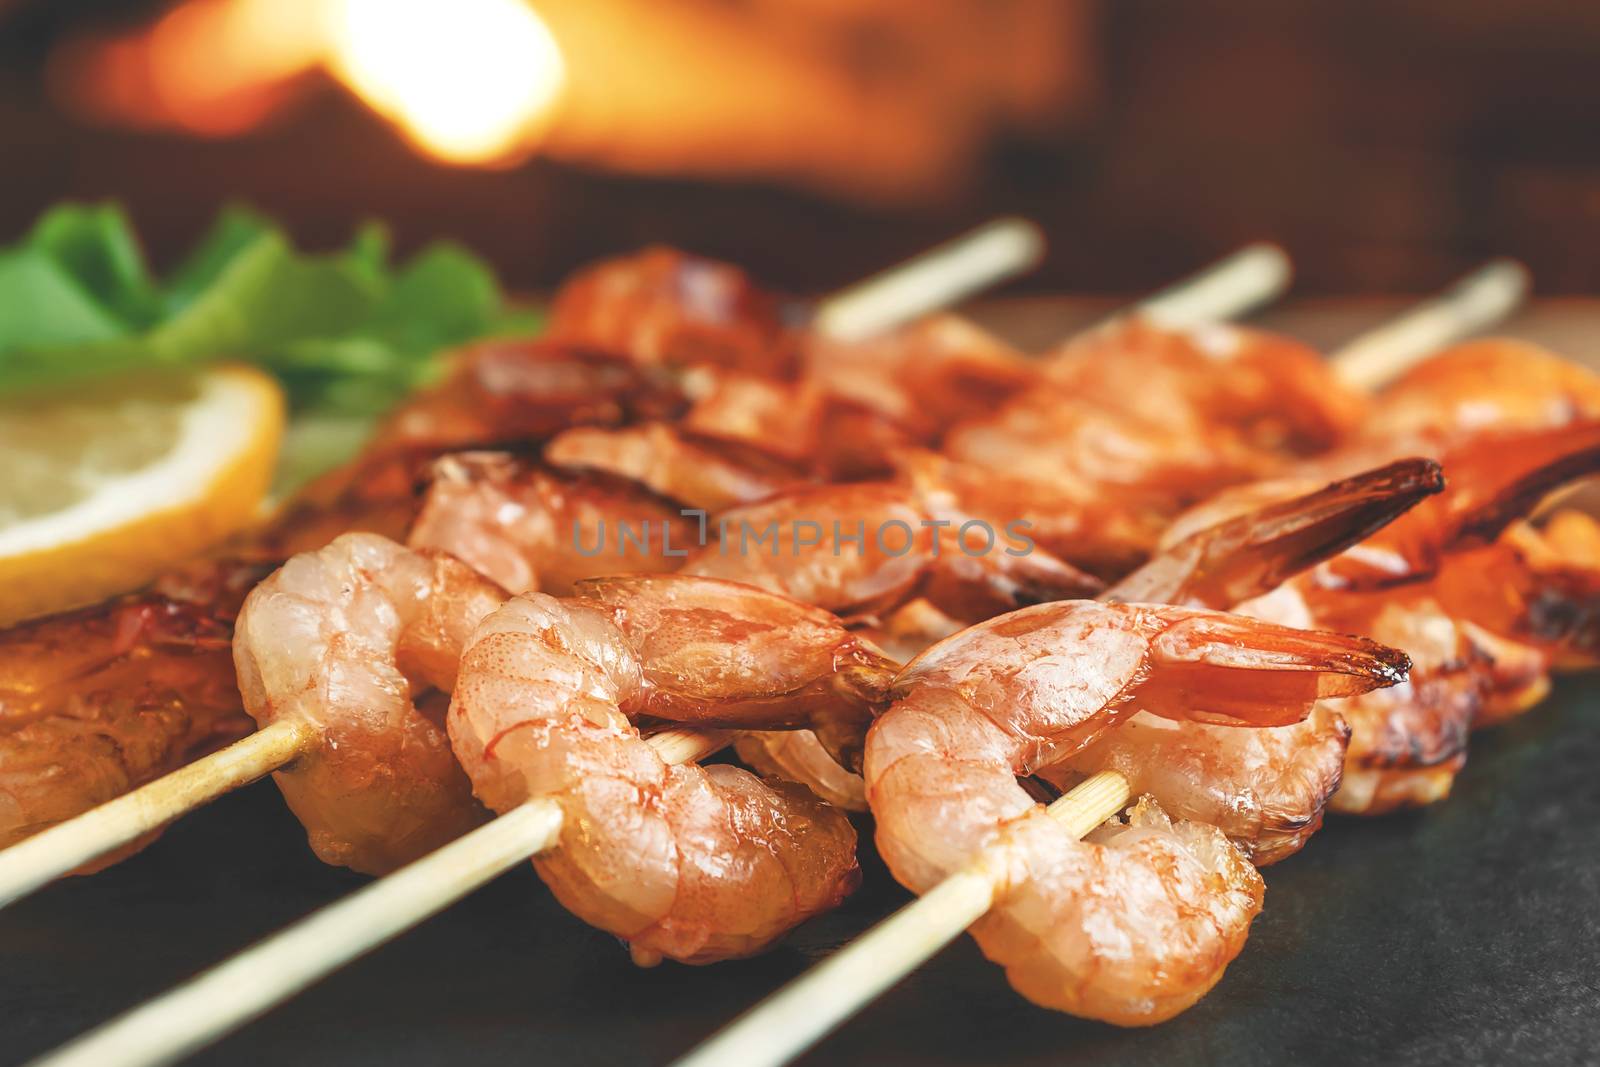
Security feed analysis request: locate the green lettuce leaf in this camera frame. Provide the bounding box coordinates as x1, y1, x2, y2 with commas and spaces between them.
0, 201, 536, 418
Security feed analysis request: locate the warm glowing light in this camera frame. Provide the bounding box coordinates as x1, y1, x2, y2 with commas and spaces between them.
54, 0, 327, 136
326, 0, 565, 166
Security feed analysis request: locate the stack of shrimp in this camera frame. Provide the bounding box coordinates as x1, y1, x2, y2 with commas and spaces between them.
3, 245, 1598, 1032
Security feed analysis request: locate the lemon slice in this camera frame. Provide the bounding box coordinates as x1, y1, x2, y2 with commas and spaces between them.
0, 365, 284, 625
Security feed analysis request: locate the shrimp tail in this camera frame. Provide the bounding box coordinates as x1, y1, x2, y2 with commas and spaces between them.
1134, 609, 1411, 727
809, 646, 899, 770
1108, 458, 1445, 607
1441, 421, 1600, 549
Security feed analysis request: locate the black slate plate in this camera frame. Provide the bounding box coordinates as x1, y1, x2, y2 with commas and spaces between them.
5, 677, 1599, 1067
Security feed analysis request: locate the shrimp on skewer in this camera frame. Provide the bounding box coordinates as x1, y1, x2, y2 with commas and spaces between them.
232, 534, 506, 874
737, 459, 1442, 864
446, 576, 897, 965
940, 319, 1367, 531
545, 422, 811, 513
0, 226, 1040, 893
865, 601, 1407, 1024
1432, 509, 1600, 675
1171, 421, 1600, 814
0, 354, 676, 866
1045, 457, 1446, 864
407, 452, 685, 595
543, 314, 1037, 501
547, 247, 798, 377
0, 560, 269, 862
1357, 338, 1600, 442
678, 480, 1103, 621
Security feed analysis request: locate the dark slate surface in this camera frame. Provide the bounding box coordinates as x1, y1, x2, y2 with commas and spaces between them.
4, 678, 1598, 1067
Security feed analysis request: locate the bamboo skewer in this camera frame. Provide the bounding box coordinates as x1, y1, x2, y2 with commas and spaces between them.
0, 219, 1047, 909
0, 720, 314, 909
814, 217, 1044, 341
1330, 258, 1529, 389
674, 771, 1132, 1067
1131, 242, 1291, 327
27, 728, 731, 1067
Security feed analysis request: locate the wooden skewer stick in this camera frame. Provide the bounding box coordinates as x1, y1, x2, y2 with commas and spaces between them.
673, 771, 1132, 1067
1331, 258, 1530, 391
0, 719, 314, 909
27, 727, 731, 1067
1131, 242, 1292, 327
0, 221, 1047, 908
814, 217, 1044, 341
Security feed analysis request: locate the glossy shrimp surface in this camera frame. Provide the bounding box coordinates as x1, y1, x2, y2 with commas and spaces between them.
447, 576, 885, 964
407, 452, 683, 595
678, 480, 1103, 622
943, 319, 1363, 530
752, 461, 1438, 826
233, 534, 505, 874
545, 421, 810, 513
1360, 339, 1600, 442
1434, 511, 1600, 671
1045, 317, 1366, 455
865, 601, 1406, 1024
367, 338, 688, 458
546, 247, 795, 375
1151, 432, 1598, 814
0, 560, 266, 863
1050, 461, 1443, 862
898, 449, 1171, 580
1051, 706, 1351, 866
800, 313, 1035, 444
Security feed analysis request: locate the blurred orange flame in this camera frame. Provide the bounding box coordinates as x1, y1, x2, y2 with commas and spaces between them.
55, 0, 565, 166
328, 0, 564, 165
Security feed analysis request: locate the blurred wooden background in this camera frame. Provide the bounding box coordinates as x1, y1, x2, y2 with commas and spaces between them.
1, 0, 1599, 297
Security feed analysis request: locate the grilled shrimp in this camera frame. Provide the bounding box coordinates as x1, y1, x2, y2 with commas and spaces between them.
898, 448, 1173, 579
446, 575, 893, 964
0, 560, 267, 865
865, 601, 1406, 1024
753, 462, 1440, 832
1246, 585, 1516, 815
546, 316, 1035, 503
545, 422, 810, 512
407, 452, 683, 595
678, 481, 1103, 622
943, 319, 1363, 529
547, 247, 795, 376
1035, 460, 1442, 862
1155, 428, 1600, 815
367, 339, 688, 458
1045, 317, 1366, 456
800, 313, 1034, 445
1433, 510, 1600, 671
1360, 339, 1600, 442
233, 534, 506, 874
1047, 706, 1351, 866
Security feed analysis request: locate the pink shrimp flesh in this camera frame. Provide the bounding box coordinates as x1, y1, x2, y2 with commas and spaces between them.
407, 452, 683, 596
1360, 339, 1600, 443
677, 480, 1103, 623
546, 247, 796, 376
447, 580, 874, 964
544, 422, 810, 513
232, 534, 506, 874
865, 600, 1405, 1024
